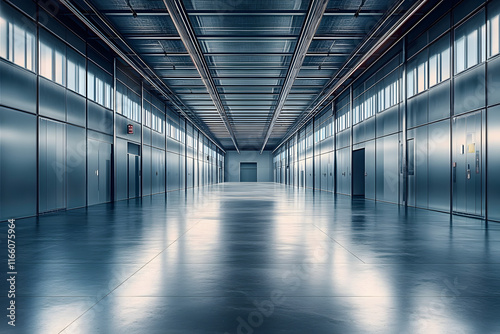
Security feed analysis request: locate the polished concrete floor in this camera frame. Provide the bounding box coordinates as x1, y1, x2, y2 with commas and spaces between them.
1, 182, 500, 333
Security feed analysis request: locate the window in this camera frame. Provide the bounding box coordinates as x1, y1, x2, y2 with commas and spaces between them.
40, 30, 66, 86
0, 3, 35, 71
116, 81, 140, 122
429, 35, 451, 87
488, 1, 500, 58
88, 62, 113, 109
454, 10, 486, 74
407, 52, 427, 97
67, 48, 86, 95
151, 106, 164, 133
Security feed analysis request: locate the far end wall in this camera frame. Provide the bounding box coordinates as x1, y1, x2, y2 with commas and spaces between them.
224, 151, 273, 182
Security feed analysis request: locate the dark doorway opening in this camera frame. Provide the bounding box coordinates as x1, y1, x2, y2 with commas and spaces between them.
352, 149, 365, 197
240, 162, 257, 182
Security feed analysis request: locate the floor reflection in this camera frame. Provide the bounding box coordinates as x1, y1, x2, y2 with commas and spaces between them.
0, 183, 499, 333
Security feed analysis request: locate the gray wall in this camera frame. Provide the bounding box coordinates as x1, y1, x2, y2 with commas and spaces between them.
225, 151, 273, 182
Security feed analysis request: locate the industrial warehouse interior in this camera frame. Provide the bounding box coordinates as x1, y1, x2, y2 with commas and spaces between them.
1, 0, 500, 332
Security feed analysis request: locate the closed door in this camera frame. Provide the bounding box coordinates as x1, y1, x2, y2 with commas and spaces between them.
88, 139, 112, 205
240, 162, 257, 182
327, 153, 334, 192
452, 111, 482, 216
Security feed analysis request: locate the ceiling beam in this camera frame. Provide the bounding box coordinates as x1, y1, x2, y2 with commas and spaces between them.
57, 0, 226, 153
259, 0, 329, 153
141, 52, 350, 57
162, 0, 239, 152
273, 0, 430, 153
97, 9, 386, 16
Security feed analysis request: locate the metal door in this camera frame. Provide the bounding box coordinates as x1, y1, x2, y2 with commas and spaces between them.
452, 111, 482, 216
87, 139, 100, 206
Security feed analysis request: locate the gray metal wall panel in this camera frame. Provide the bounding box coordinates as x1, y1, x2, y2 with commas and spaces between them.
39, 118, 66, 213
116, 115, 141, 143
429, 81, 451, 122
66, 125, 86, 209
305, 157, 313, 188
87, 129, 112, 144
365, 140, 376, 200
487, 56, 500, 107
66, 90, 86, 127
320, 153, 328, 191
336, 130, 350, 149
415, 126, 428, 209
143, 128, 152, 146
152, 131, 165, 150
143, 145, 152, 196
0, 60, 36, 114
376, 105, 400, 136
167, 152, 180, 191
187, 157, 194, 188
88, 101, 113, 135
314, 155, 321, 189
0, 108, 37, 220
87, 139, 99, 206
167, 138, 181, 155
39, 78, 66, 122
428, 120, 451, 211
407, 92, 428, 129
336, 148, 350, 195
180, 150, 186, 189
454, 64, 486, 115
353, 123, 365, 144
151, 148, 159, 194
98, 141, 112, 203
487, 106, 500, 220
376, 134, 399, 203
115, 138, 128, 201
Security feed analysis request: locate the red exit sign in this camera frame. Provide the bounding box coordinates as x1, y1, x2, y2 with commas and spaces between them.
127, 124, 134, 134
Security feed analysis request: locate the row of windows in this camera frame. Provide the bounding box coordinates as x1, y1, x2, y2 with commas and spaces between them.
0, 8, 35, 71
144, 101, 165, 134
116, 82, 140, 122
314, 118, 333, 143
354, 69, 400, 124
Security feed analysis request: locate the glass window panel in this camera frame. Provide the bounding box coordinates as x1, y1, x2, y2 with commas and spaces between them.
489, 8, 500, 57
455, 36, 466, 73
26, 32, 34, 71
429, 54, 438, 87
417, 62, 427, 93
78, 66, 86, 95
467, 29, 479, 67
116, 91, 122, 115
13, 24, 25, 68
40, 42, 52, 80
53, 50, 66, 85
0, 17, 6, 59
88, 72, 95, 101
455, 10, 486, 74
489, 14, 500, 57
67, 59, 76, 91
441, 47, 450, 81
